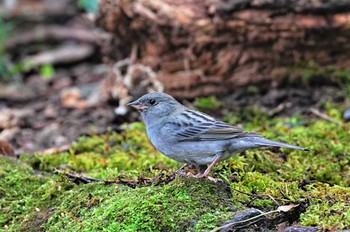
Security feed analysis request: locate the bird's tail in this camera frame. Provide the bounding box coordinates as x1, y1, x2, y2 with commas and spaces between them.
248, 137, 309, 151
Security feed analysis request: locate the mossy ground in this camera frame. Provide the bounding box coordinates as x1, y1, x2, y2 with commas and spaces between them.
1, 99, 350, 231
0, 156, 234, 231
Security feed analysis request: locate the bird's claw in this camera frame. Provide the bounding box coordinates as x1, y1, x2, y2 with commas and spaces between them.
174, 168, 222, 183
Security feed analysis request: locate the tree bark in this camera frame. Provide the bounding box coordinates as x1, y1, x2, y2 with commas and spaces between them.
97, 0, 350, 98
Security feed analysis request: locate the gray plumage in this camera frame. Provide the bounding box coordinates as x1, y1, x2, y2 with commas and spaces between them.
128, 92, 308, 177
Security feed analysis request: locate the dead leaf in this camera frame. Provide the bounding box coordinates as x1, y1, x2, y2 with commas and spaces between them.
60, 87, 90, 109
277, 204, 299, 213
0, 140, 17, 158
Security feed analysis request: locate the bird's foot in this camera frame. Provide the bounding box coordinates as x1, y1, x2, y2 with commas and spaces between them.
194, 173, 206, 178
173, 164, 189, 177
192, 173, 221, 183
175, 172, 222, 182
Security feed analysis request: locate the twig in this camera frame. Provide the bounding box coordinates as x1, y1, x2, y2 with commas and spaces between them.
310, 107, 343, 126
258, 193, 281, 206
232, 188, 290, 206
54, 169, 102, 183
24, 44, 93, 67
62, 209, 82, 224
5, 26, 109, 49
54, 169, 177, 187
36, 144, 71, 155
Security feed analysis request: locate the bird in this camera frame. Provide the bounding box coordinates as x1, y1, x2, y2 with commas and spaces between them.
128, 92, 309, 179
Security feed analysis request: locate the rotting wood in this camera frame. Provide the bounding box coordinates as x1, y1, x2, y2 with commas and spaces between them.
97, 0, 350, 98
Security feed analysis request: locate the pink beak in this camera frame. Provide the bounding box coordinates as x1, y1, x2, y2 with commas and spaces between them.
128, 100, 147, 111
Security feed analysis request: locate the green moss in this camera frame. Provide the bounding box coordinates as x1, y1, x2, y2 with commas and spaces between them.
0, 156, 75, 231
220, 105, 350, 228
3, 101, 350, 230
43, 178, 233, 231
300, 183, 350, 230
230, 171, 304, 208
242, 117, 350, 186
194, 96, 221, 110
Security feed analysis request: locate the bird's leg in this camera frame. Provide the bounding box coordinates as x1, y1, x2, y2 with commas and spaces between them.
194, 154, 220, 179
175, 163, 188, 177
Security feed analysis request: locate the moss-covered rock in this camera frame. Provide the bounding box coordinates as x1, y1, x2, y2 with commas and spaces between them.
0, 156, 234, 231
45, 178, 234, 231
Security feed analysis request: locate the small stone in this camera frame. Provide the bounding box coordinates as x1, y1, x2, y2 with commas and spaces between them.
344, 107, 350, 121
220, 208, 264, 232
230, 208, 263, 222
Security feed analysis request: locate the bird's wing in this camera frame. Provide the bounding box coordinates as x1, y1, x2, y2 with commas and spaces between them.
167, 109, 260, 142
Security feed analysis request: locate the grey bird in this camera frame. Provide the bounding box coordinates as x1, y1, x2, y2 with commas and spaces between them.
128, 92, 309, 179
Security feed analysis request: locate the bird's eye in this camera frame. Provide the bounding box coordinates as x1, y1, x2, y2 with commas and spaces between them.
149, 99, 157, 105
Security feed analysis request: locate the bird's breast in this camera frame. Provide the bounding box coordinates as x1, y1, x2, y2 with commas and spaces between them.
146, 124, 173, 152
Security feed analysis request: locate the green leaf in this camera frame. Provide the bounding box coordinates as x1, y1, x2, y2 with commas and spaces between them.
40, 64, 55, 79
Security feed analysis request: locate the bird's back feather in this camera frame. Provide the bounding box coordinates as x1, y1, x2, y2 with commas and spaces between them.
170, 109, 260, 142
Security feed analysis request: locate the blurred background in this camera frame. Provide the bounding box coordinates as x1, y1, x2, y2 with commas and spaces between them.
0, 0, 350, 154
2, 1, 350, 231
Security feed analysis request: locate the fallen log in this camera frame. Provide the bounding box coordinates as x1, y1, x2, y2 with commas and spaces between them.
97, 0, 350, 98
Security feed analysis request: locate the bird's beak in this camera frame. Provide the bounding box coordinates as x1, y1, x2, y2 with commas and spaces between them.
127, 100, 147, 111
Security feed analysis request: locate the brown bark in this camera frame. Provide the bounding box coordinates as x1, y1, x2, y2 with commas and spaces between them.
97, 0, 350, 98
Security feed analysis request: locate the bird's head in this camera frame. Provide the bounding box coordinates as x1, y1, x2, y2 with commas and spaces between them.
128, 92, 182, 125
